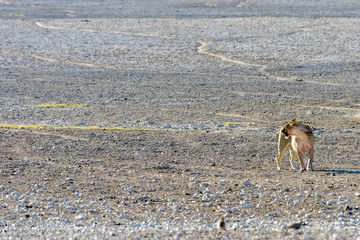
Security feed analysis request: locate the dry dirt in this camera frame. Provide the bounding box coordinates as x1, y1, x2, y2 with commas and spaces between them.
0, 126, 359, 239
1, 1, 360, 239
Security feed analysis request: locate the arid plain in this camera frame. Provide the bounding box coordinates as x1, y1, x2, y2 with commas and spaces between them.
0, 1, 359, 239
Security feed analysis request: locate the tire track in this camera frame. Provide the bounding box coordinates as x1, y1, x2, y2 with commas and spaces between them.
197, 40, 259, 67
32, 21, 346, 87
196, 40, 344, 86
0, 0, 11, 4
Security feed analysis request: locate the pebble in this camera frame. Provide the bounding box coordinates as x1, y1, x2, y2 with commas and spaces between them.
242, 181, 251, 186
272, 198, 281, 204
75, 214, 85, 220
1, 131, 359, 239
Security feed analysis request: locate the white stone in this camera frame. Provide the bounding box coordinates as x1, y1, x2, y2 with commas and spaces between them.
242, 180, 251, 186
219, 180, 226, 186
75, 214, 85, 220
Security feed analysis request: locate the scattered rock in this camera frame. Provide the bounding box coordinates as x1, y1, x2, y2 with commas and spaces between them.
289, 222, 306, 230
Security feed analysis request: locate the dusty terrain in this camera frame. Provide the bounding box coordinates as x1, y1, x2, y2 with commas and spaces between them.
0, 0, 360, 239
0, 125, 359, 239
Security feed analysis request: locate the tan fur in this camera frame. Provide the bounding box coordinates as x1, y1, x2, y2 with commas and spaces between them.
275, 119, 314, 172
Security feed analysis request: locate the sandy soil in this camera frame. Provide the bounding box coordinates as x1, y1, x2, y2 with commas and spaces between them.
0, 1, 359, 239
0, 126, 359, 239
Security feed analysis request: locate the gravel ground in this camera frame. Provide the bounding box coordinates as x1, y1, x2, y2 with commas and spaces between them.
0, 127, 360, 239
0, 0, 359, 239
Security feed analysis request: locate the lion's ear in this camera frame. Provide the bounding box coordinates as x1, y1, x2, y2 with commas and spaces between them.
291, 119, 298, 126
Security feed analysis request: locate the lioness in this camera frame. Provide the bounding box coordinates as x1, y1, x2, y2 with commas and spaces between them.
275, 119, 314, 172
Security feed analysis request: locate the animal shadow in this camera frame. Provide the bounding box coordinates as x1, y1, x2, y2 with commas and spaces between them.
314, 169, 360, 175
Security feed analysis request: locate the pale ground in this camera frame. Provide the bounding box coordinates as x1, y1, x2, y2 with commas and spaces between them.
0, 126, 359, 239
0, 0, 359, 239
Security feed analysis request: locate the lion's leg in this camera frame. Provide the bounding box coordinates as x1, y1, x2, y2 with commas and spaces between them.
307, 149, 314, 171
289, 146, 297, 170
298, 151, 306, 172
275, 132, 290, 171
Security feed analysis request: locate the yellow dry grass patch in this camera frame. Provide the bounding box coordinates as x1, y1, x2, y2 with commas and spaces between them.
0, 14, 25, 17
0, 124, 214, 133
25, 104, 87, 108
223, 122, 256, 127
223, 122, 242, 126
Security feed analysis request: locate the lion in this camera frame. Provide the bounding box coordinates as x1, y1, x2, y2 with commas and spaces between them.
275, 119, 314, 172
